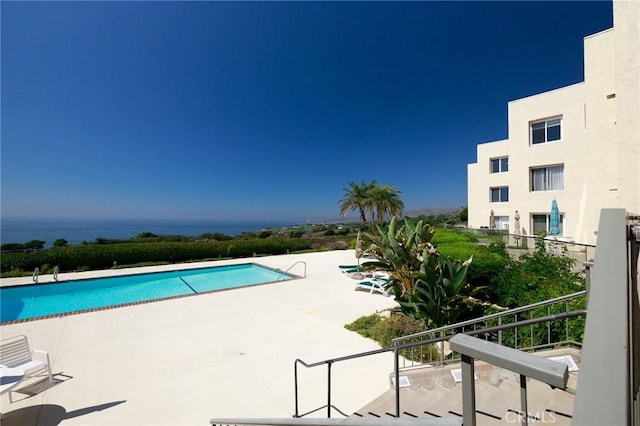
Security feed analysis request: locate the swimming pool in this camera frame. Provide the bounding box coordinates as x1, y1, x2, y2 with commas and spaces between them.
0, 263, 295, 323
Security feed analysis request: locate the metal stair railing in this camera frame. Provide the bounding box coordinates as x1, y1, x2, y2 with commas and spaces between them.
293, 309, 585, 421
392, 290, 587, 369
449, 333, 569, 426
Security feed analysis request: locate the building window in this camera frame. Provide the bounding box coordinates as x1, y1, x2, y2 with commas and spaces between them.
490, 157, 509, 173
494, 216, 510, 231
532, 214, 564, 235
531, 165, 564, 191
490, 186, 509, 202
531, 117, 562, 145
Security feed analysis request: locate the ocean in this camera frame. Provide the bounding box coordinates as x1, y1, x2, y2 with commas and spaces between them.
0, 217, 300, 247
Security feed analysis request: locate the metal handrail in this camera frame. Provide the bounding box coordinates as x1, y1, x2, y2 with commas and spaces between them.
279, 261, 307, 280
32, 267, 39, 283
391, 290, 586, 368
294, 310, 586, 419
449, 333, 569, 426
395, 290, 586, 341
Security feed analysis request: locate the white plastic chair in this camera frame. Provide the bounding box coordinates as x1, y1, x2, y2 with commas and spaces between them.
0, 335, 53, 402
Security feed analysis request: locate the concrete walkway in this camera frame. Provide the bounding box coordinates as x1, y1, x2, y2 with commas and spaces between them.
0, 250, 398, 425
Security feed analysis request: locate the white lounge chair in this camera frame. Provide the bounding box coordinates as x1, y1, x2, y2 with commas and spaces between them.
354, 277, 391, 296
0, 335, 53, 402
372, 271, 390, 280
344, 268, 389, 280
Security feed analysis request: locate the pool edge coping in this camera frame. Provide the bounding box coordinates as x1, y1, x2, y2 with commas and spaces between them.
0, 262, 302, 325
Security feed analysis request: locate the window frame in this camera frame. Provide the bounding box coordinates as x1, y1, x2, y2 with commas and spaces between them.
490, 186, 509, 203
530, 164, 564, 192
530, 117, 562, 145
494, 215, 510, 231
490, 156, 509, 174
532, 213, 564, 236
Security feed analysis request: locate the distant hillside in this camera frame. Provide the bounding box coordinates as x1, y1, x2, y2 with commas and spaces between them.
404, 206, 463, 217
317, 206, 465, 225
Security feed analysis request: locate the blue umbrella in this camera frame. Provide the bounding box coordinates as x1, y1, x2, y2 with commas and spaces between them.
549, 199, 560, 236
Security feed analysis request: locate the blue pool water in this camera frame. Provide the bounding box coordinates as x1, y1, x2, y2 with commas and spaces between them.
0, 263, 293, 323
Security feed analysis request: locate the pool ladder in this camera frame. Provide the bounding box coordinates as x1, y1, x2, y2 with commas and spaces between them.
278, 261, 306, 280
32, 266, 59, 283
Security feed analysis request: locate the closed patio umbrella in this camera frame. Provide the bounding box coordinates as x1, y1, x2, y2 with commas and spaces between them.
489, 210, 496, 229
549, 199, 561, 236
355, 231, 363, 266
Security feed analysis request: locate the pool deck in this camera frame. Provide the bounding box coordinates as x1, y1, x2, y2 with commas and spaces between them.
0, 250, 398, 425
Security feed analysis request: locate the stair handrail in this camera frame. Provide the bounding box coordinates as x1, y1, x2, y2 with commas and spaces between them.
278, 261, 307, 280
394, 290, 586, 342
294, 309, 586, 420
449, 333, 569, 426
32, 267, 39, 283
392, 290, 586, 368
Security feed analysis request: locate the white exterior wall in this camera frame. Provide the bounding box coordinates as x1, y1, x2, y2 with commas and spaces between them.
467, 139, 511, 229
467, 0, 639, 246
614, 0, 640, 217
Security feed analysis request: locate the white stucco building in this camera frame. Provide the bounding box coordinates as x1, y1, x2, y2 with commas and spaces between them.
467, 0, 639, 246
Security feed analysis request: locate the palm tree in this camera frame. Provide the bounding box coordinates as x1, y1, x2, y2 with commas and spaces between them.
338, 181, 371, 223
338, 181, 404, 228
368, 183, 404, 225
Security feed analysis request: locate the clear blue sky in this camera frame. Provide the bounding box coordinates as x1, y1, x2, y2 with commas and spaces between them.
1, 1, 612, 223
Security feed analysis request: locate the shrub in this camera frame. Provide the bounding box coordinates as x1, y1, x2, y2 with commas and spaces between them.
345, 312, 428, 348
435, 241, 509, 290
345, 313, 384, 341
491, 235, 585, 307
53, 239, 69, 248
289, 230, 304, 238
199, 232, 233, 241
0, 238, 312, 275
459, 206, 468, 222
135, 232, 157, 239
1, 243, 25, 252
25, 240, 45, 250
345, 312, 440, 363
327, 240, 348, 250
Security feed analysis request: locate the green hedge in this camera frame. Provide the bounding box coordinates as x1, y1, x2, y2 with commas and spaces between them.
1, 238, 311, 274
432, 229, 510, 289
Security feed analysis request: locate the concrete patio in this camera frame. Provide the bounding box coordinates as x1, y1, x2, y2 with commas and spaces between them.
0, 250, 398, 425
